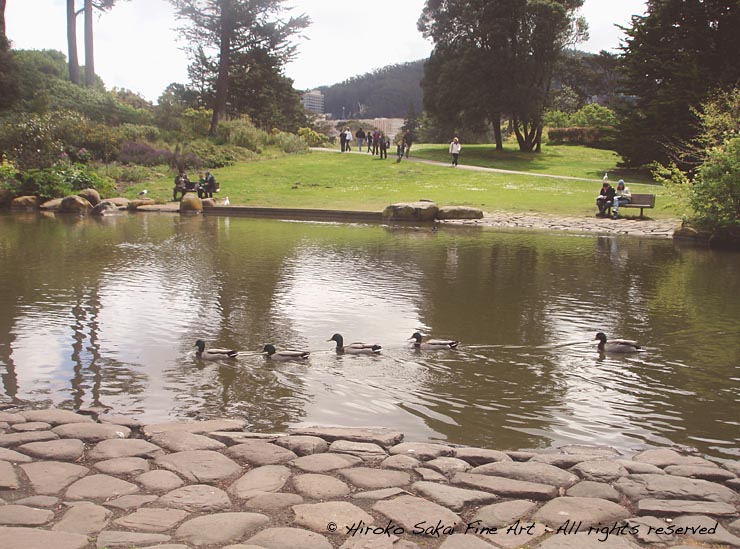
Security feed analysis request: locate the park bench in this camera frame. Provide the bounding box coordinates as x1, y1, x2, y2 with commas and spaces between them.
610, 193, 656, 218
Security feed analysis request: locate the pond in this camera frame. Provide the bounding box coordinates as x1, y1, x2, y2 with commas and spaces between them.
0, 212, 738, 459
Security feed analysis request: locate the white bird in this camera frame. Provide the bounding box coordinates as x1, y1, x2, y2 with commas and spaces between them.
195, 339, 239, 360
603, 172, 608, 183
137, 189, 148, 196
328, 333, 381, 355
223, 197, 230, 206
410, 332, 459, 350
594, 332, 644, 353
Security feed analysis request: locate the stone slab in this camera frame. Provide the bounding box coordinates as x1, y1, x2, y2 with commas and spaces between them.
411, 480, 498, 511
373, 495, 460, 534
96, 530, 171, 547
21, 409, 93, 426
157, 484, 232, 512
246, 526, 333, 549
94, 456, 150, 475
17, 439, 84, 461
472, 499, 539, 528
226, 440, 299, 465
632, 448, 715, 468
636, 497, 738, 517
0, 526, 88, 549
381, 454, 421, 470
0, 461, 19, 489
135, 469, 185, 492
275, 435, 329, 456
471, 461, 579, 488
175, 512, 269, 545
454, 447, 512, 466
150, 431, 227, 452
103, 494, 158, 510
389, 441, 454, 460
52, 502, 111, 535
533, 497, 631, 528
155, 449, 241, 483
65, 473, 139, 500
293, 501, 374, 535
87, 438, 164, 460
453, 472, 558, 500
293, 473, 351, 499
330, 439, 388, 462
114, 507, 190, 532
566, 480, 621, 502
52, 423, 130, 442
0, 447, 33, 463
20, 461, 89, 494
339, 466, 411, 489
0, 431, 59, 447
291, 426, 403, 447
290, 452, 363, 472
244, 492, 304, 511
228, 464, 291, 500
614, 473, 739, 503
0, 505, 54, 526
143, 419, 247, 438
570, 460, 628, 482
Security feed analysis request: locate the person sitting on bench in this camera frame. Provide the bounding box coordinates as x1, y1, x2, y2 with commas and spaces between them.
596, 182, 615, 217
173, 171, 191, 201
612, 179, 632, 219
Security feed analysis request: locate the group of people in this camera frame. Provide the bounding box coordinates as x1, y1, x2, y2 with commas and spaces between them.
173, 170, 218, 201
340, 128, 415, 162
596, 178, 631, 218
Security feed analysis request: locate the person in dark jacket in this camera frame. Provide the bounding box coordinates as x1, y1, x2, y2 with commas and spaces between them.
403, 130, 413, 158
379, 133, 388, 159
355, 128, 366, 152
596, 182, 615, 216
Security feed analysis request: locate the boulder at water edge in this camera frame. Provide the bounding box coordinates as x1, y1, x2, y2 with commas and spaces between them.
77, 188, 101, 206
180, 193, 203, 214
59, 195, 92, 215
437, 206, 484, 220
201, 198, 217, 208
382, 201, 439, 221
105, 197, 130, 209
127, 198, 155, 211
40, 198, 64, 211
10, 195, 41, 210
92, 200, 119, 216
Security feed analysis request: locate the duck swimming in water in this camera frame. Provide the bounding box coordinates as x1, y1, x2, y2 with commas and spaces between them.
328, 333, 381, 355
195, 339, 239, 360
594, 332, 644, 353
409, 332, 459, 350
262, 344, 310, 361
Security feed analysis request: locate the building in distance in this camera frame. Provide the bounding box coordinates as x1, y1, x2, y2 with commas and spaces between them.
302, 90, 325, 114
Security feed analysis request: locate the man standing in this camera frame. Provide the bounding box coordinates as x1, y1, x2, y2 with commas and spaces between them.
355, 128, 366, 152
449, 136, 461, 166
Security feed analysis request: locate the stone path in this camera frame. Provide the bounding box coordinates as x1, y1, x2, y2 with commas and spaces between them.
1, 409, 738, 548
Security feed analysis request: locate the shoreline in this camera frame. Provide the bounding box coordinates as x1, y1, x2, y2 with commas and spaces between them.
0, 406, 738, 548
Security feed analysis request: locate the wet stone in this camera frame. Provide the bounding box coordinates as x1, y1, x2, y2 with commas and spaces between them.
472, 499, 539, 528
246, 526, 333, 549
65, 473, 139, 500
157, 484, 232, 512
52, 423, 130, 442
723, 461, 740, 476
243, 492, 304, 511
98, 415, 143, 429
381, 454, 421, 470
150, 430, 226, 452
615, 459, 665, 475
507, 450, 536, 461
20, 461, 89, 494
52, 502, 111, 535
664, 464, 736, 481
0, 461, 19, 489
275, 435, 328, 456
426, 456, 473, 476
636, 497, 738, 517
672, 514, 740, 547
454, 447, 512, 466
566, 480, 621, 502
453, 472, 558, 501
291, 452, 363, 472
226, 440, 299, 465
14, 495, 58, 508
155, 449, 241, 483
471, 461, 579, 488
291, 426, 404, 447
529, 453, 605, 468
570, 460, 628, 482
21, 409, 93, 426
17, 439, 84, 461
11, 422, 51, 432
352, 487, 406, 500
293, 501, 374, 535
411, 480, 498, 511
114, 507, 189, 532
632, 448, 715, 468
228, 464, 291, 500
0, 526, 89, 549
136, 469, 185, 492
103, 494, 158, 510
142, 418, 246, 438
96, 530, 171, 547
614, 473, 740, 503
533, 497, 631, 528
88, 438, 164, 461
559, 444, 620, 457
330, 440, 388, 462
174, 512, 269, 545
373, 495, 460, 534
208, 431, 278, 445
293, 473, 351, 499
389, 442, 454, 460
94, 456, 150, 475
0, 505, 54, 525
0, 447, 33, 463
415, 467, 449, 481
0, 412, 26, 424
0, 430, 59, 447
339, 466, 411, 489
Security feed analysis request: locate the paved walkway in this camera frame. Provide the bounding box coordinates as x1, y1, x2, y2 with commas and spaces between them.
0, 407, 738, 548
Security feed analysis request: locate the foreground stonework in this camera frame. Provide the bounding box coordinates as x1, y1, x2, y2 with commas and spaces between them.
0, 408, 738, 549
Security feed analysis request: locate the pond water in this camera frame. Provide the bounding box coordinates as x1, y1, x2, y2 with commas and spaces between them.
1, 212, 738, 459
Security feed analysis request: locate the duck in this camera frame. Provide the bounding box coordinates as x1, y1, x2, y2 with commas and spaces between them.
409, 332, 459, 350
262, 344, 310, 361
594, 332, 644, 353
328, 333, 381, 355
195, 339, 239, 360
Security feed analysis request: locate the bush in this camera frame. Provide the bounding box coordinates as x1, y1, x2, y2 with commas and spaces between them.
181, 107, 212, 137
298, 127, 329, 147
269, 130, 308, 154
217, 117, 268, 152
12, 162, 117, 200
184, 140, 254, 168
92, 162, 158, 184
120, 123, 161, 142
547, 126, 616, 148
118, 141, 174, 166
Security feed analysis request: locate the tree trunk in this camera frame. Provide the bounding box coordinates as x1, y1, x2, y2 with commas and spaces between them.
209, 2, 234, 136
67, 0, 80, 85
492, 112, 503, 151
84, 0, 94, 87
0, 0, 8, 50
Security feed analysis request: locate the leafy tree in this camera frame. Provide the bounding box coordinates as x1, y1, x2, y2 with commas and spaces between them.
171, 0, 309, 135
616, 0, 740, 167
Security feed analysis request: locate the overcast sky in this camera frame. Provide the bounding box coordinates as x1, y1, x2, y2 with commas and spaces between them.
7, 0, 647, 102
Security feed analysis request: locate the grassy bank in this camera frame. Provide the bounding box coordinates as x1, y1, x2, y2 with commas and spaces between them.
123, 146, 675, 219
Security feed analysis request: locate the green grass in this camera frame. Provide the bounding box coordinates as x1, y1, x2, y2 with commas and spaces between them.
123, 145, 675, 220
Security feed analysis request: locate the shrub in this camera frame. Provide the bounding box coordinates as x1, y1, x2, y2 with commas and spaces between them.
118, 141, 174, 166
120, 123, 161, 142
543, 110, 572, 129
217, 117, 268, 152
298, 127, 329, 147
269, 130, 308, 154
184, 140, 253, 168
92, 162, 157, 184
13, 162, 116, 200
182, 107, 212, 137
570, 103, 618, 128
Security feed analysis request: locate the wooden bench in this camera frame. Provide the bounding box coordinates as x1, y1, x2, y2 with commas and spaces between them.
610, 193, 656, 218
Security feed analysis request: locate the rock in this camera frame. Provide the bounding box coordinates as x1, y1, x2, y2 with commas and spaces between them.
338, 467, 411, 489
96, 530, 171, 547
721, 460, 740, 476
438, 534, 495, 548
228, 465, 291, 500
10, 195, 41, 210
471, 461, 579, 488
479, 521, 548, 548
352, 488, 406, 501
411, 481, 498, 511
472, 500, 539, 528
175, 512, 269, 545
664, 464, 736, 481
454, 447, 512, 466
632, 448, 714, 468
636, 497, 738, 517
226, 440, 299, 465
39, 198, 63, 211
0, 505, 54, 526
0, 447, 33, 463
389, 442, 454, 460
275, 435, 328, 456
14, 496, 58, 508
126, 198, 155, 210
0, 461, 20, 489
91, 200, 119, 216
114, 508, 189, 532
52, 503, 111, 535
425, 456, 473, 476
293, 473, 351, 499
77, 188, 101, 206
87, 438, 164, 461
20, 461, 89, 494
437, 206, 484, 220
142, 418, 246, 437
0, 431, 59, 447
627, 516, 675, 544
290, 452, 363, 473
94, 456, 150, 475
135, 470, 185, 492
150, 431, 226, 452
559, 444, 620, 457
536, 532, 642, 548
529, 453, 604, 468
17, 439, 84, 461
58, 195, 92, 215
452, 472, 558, 500
614, 473, 739, 503
11, 421, 51, 432
570, 460, 628, 482
382, 201, 439, 222
290, 426, 403, 447
293, 501, 373, 535
566, 480, 621, 502
103, 494, 158, 510
672, 514, 740, 547
65, 473, 139, 500
381, 455, 421, 470
330, 440, 388, 462
155, 450, 241, 483
52, 423, 130, 442
0, 526, 88, 549
208, 431, 278, 445
246, 527, 333, 549
157, 484, 232, 512
21, 409, 93, 425
201, 198, 217, 208
533, 497, 630, 528
415, 467, 448, 481
0, 412, 26, 425
104, 197, 130, 208
373, 495, 460, 533
615, 460, 665, 475
244, 492, 304, 511
179, 193, 202, 213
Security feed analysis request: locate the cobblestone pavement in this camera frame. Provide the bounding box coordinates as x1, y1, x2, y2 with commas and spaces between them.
0, 408, 738, 548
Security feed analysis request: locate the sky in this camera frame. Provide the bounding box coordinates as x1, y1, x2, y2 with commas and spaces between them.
6, 0, 648, 102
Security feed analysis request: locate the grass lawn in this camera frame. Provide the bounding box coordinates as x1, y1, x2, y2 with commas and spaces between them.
124, 146, 675, 220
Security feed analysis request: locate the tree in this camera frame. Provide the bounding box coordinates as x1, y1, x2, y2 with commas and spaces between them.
171, 0, 309, 135
419, 0, 587, 152
67, 0, 81, 84
616, 0, 740, 167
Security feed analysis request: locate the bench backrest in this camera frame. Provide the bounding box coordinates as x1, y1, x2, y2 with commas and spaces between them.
630, 193, 656, 206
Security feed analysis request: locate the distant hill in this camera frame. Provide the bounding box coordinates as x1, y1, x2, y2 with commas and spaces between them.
318, 60, 425, 119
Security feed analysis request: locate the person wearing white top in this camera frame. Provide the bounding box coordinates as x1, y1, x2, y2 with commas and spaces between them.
449, 136, 461, 166
344, 129, 352, 152
612, 179, 631, 218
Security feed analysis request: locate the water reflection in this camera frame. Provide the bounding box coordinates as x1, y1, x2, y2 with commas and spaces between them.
0, 213, 738, 458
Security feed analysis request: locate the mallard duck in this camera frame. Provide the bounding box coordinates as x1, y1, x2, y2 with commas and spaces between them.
262, 344, 310, 361
594, 332, 644, 353
328, 333, 381, 355
195, 339, 239, 360
410, 332, 459, 350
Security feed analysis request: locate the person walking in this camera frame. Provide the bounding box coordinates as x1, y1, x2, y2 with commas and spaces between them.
344, 128, 352, 152
404, 129, 413, 158
355, 128, 366, 152
339, 129, 346, 153
379, 133, 388, 159
396, 136, 406, 163
371, 128, 380, 156
449, 136, 461, 166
